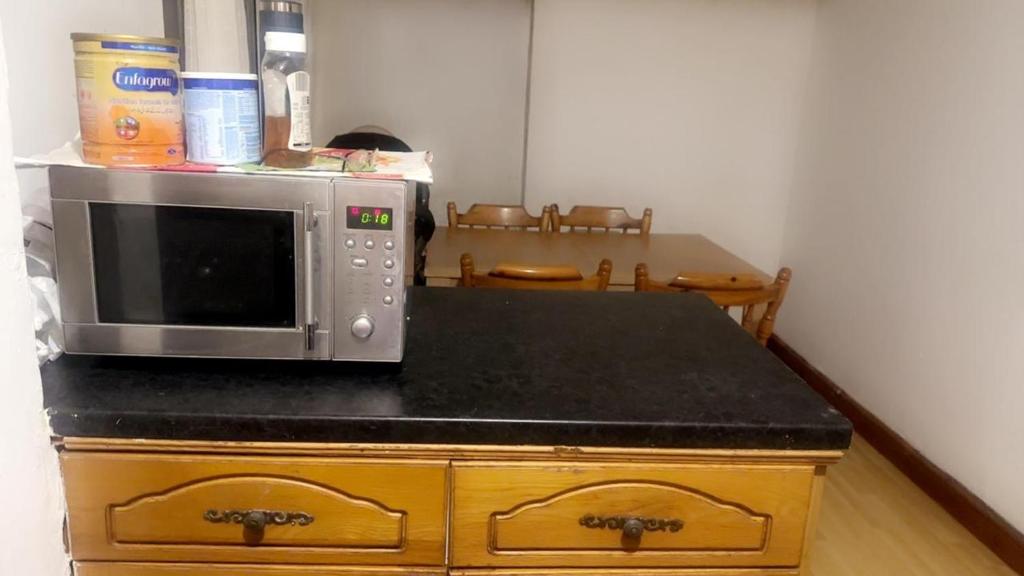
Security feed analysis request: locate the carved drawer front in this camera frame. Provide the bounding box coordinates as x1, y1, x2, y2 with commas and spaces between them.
61, 452, 448, 565
448, 565, 798, 569
74, 562, 447, 576
450, 462, 816, 568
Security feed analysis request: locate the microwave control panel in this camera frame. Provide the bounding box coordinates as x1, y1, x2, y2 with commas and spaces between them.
332, 179, 415, 362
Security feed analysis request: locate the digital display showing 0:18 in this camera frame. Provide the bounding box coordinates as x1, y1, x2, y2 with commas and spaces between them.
346, 206, 393, 230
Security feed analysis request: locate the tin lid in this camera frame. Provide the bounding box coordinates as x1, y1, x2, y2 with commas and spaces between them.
70, 33, 180, 47
181, 72, 258, 80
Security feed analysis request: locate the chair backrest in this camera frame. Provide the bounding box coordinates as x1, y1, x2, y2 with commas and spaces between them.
460, 253, 612, 291
634, 263, 792, 346
550, 204, 652, 234
447, 202, 552, 231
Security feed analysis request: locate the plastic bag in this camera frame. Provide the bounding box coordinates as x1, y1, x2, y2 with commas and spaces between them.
23, 216, 62, 364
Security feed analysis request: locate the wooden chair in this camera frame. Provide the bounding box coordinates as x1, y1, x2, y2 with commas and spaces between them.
634, 263, 792, 346
460, 253, 612, 291
447, 202, 552, 231
550, 204, 652, 234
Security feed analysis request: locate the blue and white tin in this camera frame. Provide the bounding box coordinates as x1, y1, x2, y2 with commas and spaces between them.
181, 72, 261, 165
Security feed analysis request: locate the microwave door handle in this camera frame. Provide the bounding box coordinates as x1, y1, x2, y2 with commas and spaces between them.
303, 202, 317, 351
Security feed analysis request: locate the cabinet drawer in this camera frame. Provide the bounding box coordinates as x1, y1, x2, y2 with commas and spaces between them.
62, 452, 447, 565
75, 563, 447, 576
449, 571, 800, 576
451, 462, 815, 568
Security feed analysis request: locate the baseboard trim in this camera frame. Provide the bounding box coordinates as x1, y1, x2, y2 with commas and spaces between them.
768, 335, 1024, 574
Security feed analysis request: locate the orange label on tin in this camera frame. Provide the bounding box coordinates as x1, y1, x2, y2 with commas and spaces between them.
73, 38, 184, 166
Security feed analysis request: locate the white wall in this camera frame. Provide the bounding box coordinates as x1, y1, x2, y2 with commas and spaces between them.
0, 3, 164, 573
310, 0, 532, 218
0, 0, 165, 217
524, 0, 817, 272
0, 19, 69, 576
780, 0, 1024, 530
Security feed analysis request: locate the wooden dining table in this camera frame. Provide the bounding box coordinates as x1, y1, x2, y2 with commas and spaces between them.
424, 228, 769, 289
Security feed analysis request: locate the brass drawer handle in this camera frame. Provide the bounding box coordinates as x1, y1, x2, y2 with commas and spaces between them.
203, 509, 315, 528
579, 514, 684, 538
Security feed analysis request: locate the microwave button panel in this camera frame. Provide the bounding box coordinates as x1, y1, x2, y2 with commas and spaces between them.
333, 179, 413, 362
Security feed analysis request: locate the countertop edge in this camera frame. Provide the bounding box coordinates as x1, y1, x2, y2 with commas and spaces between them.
47, 408, 853, 452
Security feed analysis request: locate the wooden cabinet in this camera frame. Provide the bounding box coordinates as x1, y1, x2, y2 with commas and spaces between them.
75, 565, 447, 576
450, 463, 814, 569
60, 441, 838, 576
61, 452, 448, 565
447, 571, 800, 576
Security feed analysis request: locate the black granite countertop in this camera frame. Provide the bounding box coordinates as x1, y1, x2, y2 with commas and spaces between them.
41, 288, 851, 450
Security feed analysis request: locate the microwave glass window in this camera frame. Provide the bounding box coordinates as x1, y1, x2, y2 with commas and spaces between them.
90, 204, 296, 328
346, 205, 393, 230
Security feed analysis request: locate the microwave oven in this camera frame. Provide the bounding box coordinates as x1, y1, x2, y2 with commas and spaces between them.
50, 166, 414, 362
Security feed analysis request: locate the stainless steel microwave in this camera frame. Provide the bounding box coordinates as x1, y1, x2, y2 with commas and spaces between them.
50, 166, 414, 362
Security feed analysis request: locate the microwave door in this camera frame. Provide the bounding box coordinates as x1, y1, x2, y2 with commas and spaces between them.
51, 168, 331, 359
90, 203, 298, 330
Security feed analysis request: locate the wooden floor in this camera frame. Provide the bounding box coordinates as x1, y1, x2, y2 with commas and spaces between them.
807, 435, 1015, 575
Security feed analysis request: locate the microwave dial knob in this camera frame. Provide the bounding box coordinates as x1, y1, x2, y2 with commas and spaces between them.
350, 315, 375, 339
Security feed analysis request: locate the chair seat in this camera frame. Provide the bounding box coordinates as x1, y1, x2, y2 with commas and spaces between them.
635, 264, 792, 346
461, 254, 612, 291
